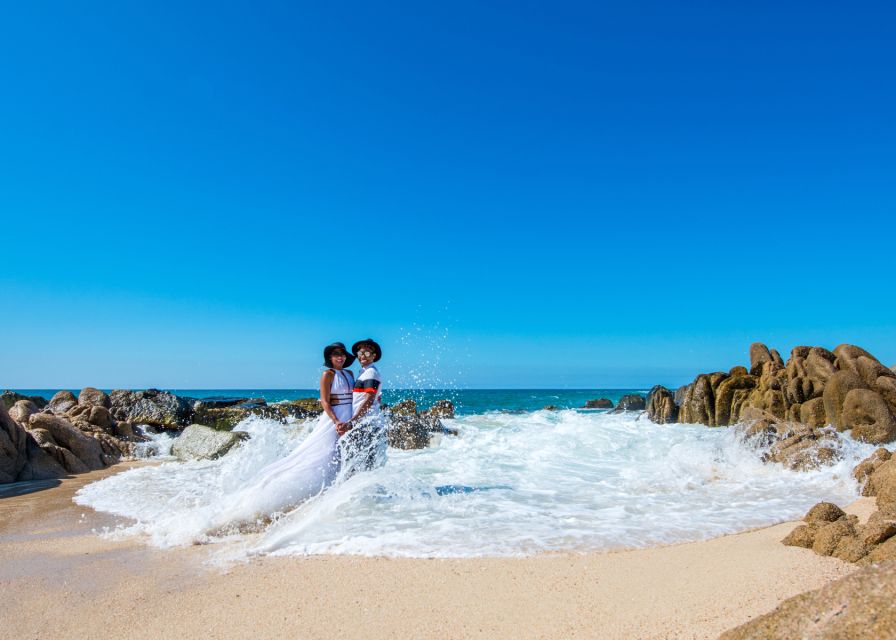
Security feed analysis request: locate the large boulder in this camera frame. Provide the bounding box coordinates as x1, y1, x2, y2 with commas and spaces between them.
8, 399, 40, 425
388, 399, 418, 416
865, 459, 896, 507
47, 390, 78, 414
610, 394, 646, 413
719, 561, 896, 639
854, 448, 892, 490
109, 389, 194, 428
822, 370, 867, 430
27, 413, 106, 471
0, 403, 29, 482
646, 386, 678, 424
798, 397, 827, 428
841, 388, 896, 444
171, 424, 249, 461
1, 390, 48, 411
423, 400, 455, 419
584, 398, 614, 409
713, 374, 757, 426
387, 415, 432, 449
749, 342, 773, 376
679, 373, 726, 424
78, 387, 111, 408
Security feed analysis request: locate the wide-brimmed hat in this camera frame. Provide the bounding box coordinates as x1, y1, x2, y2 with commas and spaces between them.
351, 338, 382, 362
323, 342, 356, 367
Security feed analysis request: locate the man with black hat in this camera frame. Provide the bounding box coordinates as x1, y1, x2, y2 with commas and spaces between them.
337, 338, 386, 473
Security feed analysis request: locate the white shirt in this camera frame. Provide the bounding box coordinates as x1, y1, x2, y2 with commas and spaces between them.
352, 364, 382, 416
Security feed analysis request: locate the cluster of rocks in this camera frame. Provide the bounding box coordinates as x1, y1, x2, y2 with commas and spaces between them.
385, 399, 457, 449
783, 447, 896, 564
646, 343, 896, 470
1, 387, 149, 483
581, 395, 647, 412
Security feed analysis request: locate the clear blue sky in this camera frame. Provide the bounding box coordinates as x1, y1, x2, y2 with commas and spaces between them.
2, 1, 894, 389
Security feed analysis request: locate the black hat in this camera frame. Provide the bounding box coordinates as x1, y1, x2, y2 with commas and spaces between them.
323, 342, 356, 367
351, 338, 382, 362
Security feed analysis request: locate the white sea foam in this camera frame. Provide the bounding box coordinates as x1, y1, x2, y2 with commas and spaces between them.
75, 410, 876, 558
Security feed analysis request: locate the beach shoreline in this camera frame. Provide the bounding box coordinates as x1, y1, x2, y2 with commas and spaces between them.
0, 465, 867, 639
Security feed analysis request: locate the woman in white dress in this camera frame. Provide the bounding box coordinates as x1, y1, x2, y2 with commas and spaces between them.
210, 343, 356, 526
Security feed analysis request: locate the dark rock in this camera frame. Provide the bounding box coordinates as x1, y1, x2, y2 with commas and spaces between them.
718, 561, 896, 639
47, 390, 78, 414
109, 389, 194, 428
646, 386, 678, 424
389, 399, 418, 416
192, 396, 267, 411
387, 415, 431, 449
584, 398, 613, 409
423, 400, 455, 419
542, 405, 559, 411
841, 388, 896, 444
770, 348, 785, 368
78, 387, 110, 408
728, 366, 748, 377
171, 424, 249, 460
713, 374, 758, 426
1, 390, 48, 411
611, 394, 646, 413
679, 373, 723, 424
18, 436, 68, 480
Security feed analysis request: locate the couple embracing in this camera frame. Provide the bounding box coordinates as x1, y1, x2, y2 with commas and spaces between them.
319, 339, 387, 477
212, 339, 386, 527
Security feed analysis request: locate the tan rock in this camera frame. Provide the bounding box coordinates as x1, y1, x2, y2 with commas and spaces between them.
47, 390, 78, 414
714, 374, 758, 426
841, 388, 896, 444
749, 342, 773, 376
8, 399, 39, 425
728, 365, 748, 377
799, 397, 827, 428
27, 413, 106, 471
853, 447, 891, 486
876, 376, 896, 413
78, 387, 111, 408
804, 501, 846, 524
865, 459, 896, 505
781, 524, 817, 548
822, 370, 867, 430
832, 535, 870, 562
811, 517, 855, 556
860, 506, 896, 546
720, 562, 896, 639
860, 535, 896, 564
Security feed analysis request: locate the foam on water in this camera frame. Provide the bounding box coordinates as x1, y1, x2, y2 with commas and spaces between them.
75, 410, 875, 558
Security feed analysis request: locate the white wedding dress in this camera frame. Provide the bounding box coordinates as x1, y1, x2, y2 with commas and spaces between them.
210, 369, 355, 528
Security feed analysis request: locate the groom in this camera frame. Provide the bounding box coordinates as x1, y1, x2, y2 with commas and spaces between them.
336, 338, 386, 473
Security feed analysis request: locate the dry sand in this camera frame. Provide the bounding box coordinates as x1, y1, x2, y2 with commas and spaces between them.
0, 467, 869, 640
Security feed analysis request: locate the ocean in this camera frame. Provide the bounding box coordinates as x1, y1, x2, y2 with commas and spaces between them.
50, 387, 876, 560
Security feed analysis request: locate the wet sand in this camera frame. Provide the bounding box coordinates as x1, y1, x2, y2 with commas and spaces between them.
0, 467, 866, 640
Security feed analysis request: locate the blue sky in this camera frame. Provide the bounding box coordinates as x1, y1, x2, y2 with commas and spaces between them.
2, 1, 895, 389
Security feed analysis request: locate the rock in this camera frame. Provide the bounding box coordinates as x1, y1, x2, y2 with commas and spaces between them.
1, 390, 48, 411
822, 370, 867, 430
728, 366, 748, 377
811, 517, 856, 556
171, 424, 249, 461
584, 398, 613, 409
860, 506, 896, 546
27, 413, 106, 471
0, 403, 29, 482
865, 459, 896, 506
78, 387, 110, 408
611, 394, 646, 413
542, 405, 559, 411
18, 435, 69, 480
109, 389, 194, 428
679, 373, 722, 424
749, 342, 773, 376
841, 388, 896, 444
860, 536, 896, 564
781, 524, 817, 549
278, 398, 323, 420
424, 400, 455, 419
646, 386, 678, 424
389, 399, 418, 416
832, 535, 870, 562
192, 396, 266, 410
762, 423, 841, 471
798, 397, 827, 428
805, 501, 846, 524
790, 346, 811, 360
719, 561, 896, 639
88, 406, 115, 430
8, 399, 40, 424
713, 374, 757, 426
387, 415, 431, 449
47, 390, 78, 414
876, 376, 896, 413
854, 448, 891, 488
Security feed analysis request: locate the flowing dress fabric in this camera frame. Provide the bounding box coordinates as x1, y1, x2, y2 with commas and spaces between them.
212, 370, 354, 526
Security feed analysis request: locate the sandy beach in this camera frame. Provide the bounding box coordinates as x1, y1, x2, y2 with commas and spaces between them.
0, 466, 869, 640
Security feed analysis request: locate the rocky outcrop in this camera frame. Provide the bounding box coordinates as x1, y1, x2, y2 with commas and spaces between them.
28, 413, 107, 471
584, 398, 614, 409
0, 403, 29, 482
719, 560, 896, 639
648, 342, 896, 445
1, 390, 48, 411
645, 386, 677, 423
109, 389, 194, 428
386, 399, 458, 450
47, 390, 78, 414
171, 425, 249, 461
610, 394, 646, 413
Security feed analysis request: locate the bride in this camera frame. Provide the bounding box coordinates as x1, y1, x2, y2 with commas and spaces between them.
210, 342, 357, 527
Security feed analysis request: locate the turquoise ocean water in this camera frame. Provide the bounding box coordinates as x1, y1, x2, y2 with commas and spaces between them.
12, 388, 650, 415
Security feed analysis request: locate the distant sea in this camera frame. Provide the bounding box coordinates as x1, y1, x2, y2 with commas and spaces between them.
12, 389, 651, 415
